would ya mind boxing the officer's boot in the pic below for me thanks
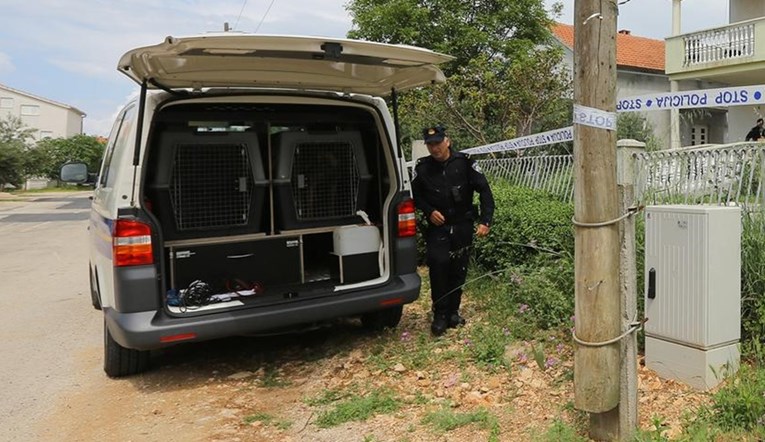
[431,313,449,336]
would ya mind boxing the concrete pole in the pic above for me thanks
[670,0,683,149]
[573,0,621,439]
[616,139,645,440]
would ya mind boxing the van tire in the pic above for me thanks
[104,321,150,377]
[89,265,102,310]
[361,305,403,331]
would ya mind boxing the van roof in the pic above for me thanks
[118,34,454,96]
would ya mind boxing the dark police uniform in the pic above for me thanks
[411,131,494,334]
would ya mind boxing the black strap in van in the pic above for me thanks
[129,79,148,206]
[391,87,402,157]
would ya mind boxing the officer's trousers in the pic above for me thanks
[425,221,474,317]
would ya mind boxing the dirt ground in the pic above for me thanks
[39,298,711,442]
[3,193,713,442]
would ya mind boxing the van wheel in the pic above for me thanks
[104,321,150,377]
[89,265,102,310]
[361,305,403,331]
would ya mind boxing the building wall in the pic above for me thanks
[728,105,763,142]
[730,0,765,23]
[0,86,83,140]
[617,71,672,146]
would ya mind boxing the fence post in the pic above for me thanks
[616,138,645,440]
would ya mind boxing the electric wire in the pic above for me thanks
[254,0,277,34]
[233,0,249,31]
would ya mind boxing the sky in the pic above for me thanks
[0,0,729,137]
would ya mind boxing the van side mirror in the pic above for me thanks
[60,162,89,183]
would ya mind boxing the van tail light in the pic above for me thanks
[113,219,154,267]
[397,199,416,237]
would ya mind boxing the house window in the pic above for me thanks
[691,125,708,146]
[20,104,40,116]
[39,130,53,139]
[0,97,12,108]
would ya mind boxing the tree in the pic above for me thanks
[0,140,25,188]
[0,115,34,188]
[0,114,35,145]
[347,0,571,152]
[617,112,661,151]
[34,134,106,179]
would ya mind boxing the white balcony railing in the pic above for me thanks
[682,22,755,66]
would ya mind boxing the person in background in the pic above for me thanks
[745,118,764,141]
[411,125,494,336]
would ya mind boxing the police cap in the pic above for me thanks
[422,125,446,144]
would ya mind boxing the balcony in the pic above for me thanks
[666,17,765,84]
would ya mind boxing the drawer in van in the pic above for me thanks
[169,237,301,293]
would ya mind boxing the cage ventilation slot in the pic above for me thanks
[170,143,254,231]
[291,142,360,220]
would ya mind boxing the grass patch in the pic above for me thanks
[314,389,401,428]
[258,366,292,388]
[242,412,292,430]
[12,186,90,194]
[422,407,500,441]
[531,418,587,441]
[304,388,348,407]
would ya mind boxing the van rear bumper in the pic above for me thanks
[105,273,421,350]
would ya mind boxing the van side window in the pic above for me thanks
[98,105,136,188]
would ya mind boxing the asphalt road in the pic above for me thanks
[0,192,98,441]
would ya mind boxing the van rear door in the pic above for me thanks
[118,34,453,95]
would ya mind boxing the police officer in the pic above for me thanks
[411,125,494,336]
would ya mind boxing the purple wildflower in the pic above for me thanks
[556,344,565,354]
[400,331,411,342]
[545,357,558,369]
[518,353,528,364]
[518,304,529,314]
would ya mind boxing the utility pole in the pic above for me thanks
[572,0,622,440]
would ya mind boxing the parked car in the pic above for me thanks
[61,34,452,377]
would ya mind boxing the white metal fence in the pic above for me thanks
[476,142,765,207]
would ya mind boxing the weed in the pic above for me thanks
[633,415,669,441]
[259,366,291,388]
[693,363,765,432]
[422,407,500,441]
[468,324,511,367]
[531,418,587,441]
[242,412,292,430]
[315,389,401,428]
[304,388,347,406]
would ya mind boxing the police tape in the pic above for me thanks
[617,84,765,113]
[462,84,765,155]
[461,126,574,155]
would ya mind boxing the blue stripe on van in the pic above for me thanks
[90,211,113,259]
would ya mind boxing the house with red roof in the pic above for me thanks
[552,23,727,148]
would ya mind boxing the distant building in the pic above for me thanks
[552,23,727,148]
[0,83,85,140]
[666,0,765,147]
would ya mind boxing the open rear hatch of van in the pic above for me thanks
[124,35,451,315]
[118,34,452,95]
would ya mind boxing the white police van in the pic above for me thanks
[61,34,452,377]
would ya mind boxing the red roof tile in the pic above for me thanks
[552,22,665,72]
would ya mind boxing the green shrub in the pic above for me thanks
[741,209,765,345]
[691,364,765,434]
[507,258,575,330]
[472,181,574,272]
[467,323,512,366]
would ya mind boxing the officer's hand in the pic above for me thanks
[476,224,490,237]
[429,210,445,226]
